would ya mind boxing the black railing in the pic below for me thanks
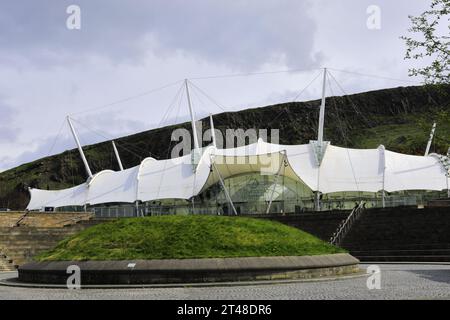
[330,201,365,246]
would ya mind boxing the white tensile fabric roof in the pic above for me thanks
[27,139,450,210]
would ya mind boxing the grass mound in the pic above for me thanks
[36,215,345,261]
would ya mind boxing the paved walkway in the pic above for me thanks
[1,264,450,300]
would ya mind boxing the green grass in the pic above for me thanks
[36,215,345,261]
[353,119,450,154]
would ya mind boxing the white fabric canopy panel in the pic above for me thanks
[205,139,314,191]
[384,151,448,192]
[281,143,319,191]
[26,141,450,210]
[137,150,212,202]
[86,167,139,205]
[318,145,384,194]
[28,183,88,209]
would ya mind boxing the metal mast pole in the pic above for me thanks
[212,160,238,216]
[67,116,93,179]
[381,145,386,208]
[318,68,327,144]
[448,147,450,198]
[447,176,449,198]
[424,122,437,156]
[315,68,327,212]
[266,152,286,214]
[112,141,124,171]
[209,113,217,147]
[185,79,200,151]
[446,147,450,198]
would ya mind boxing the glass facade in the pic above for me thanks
[63,172,449,217]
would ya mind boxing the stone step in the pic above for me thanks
[0,266,16,272]
[0,233,76,239]
[5,233,74,238]
[356,255,450,262]
[0,241,72,248]
[0,213,103,267]
[343,239,450,246]
[262,214,348,242]
[1,248,58,256]
[350,249,450,256]
[0,235,73,241]
[335,207,450,262]
[0,212,94,229]
[345,237,450,243]
[344,243,450,251]
[0,254,16,271]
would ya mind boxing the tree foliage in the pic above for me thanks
[401,0,450,84]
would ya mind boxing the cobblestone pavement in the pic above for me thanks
[1,264,450,300]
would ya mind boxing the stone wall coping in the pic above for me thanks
[21,253,358,273]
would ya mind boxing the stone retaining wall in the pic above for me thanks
[18,253,360,285]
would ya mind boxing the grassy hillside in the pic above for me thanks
[1,84,449,210]
[36,215,345,261]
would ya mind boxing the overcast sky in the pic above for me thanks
[0,0,434,172]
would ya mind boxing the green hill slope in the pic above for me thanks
[1,84,449,210]
[36,215,345,261]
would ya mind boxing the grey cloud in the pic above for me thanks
[0,112,151,172]
[0,102,13,124]
[0,124,119,172]
[0,129,17,143]
[0,135,74,172]
[0,0,320,70]
[0,100,20,143]
[1,108,209,171]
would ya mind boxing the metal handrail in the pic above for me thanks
[50,214,92,227]
[330,201,365,246]
[12,211,29,227]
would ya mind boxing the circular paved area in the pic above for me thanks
[1,264,450,300]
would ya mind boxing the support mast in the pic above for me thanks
[447,147,450,198]
[212,160,238,216]
[424,122,437,156]
[209,113,217,148]
[314,68,327,211]
[185,79,200,151]
[266,152,286,214]
[67,116,93,179]
[112,141,124,171]
[318,68,327,144]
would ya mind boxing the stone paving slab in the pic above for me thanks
[1,264,450,300]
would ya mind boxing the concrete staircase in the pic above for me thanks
[257,206,450,263]
[0,252,15,272]
[0,212,94,228]
[341,207,450,262]
[0,213,23,228]
[253,211,350,242]
[0,212,102,268]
